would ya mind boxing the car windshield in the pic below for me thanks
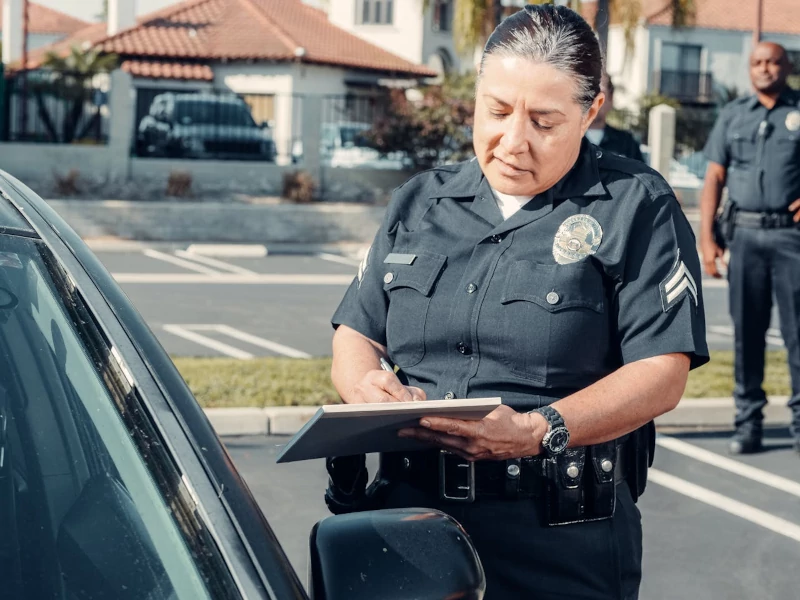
[0,233,222,600]
[175,99,256,127]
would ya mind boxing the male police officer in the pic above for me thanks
[700,42,800,455]
[585,73,645,162]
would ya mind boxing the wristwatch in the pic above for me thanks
[531,405,570,457]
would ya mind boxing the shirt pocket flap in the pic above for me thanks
[501,260,604,313]
[383,252,447,296]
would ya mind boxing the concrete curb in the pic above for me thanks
[204,397,793,437]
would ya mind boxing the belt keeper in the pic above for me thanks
[504,458,521,498]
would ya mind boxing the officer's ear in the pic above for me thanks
[581,93,605,135]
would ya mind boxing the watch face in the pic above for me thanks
[548,428,570,453]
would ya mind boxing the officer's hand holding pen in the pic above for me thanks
[347,357,427,404]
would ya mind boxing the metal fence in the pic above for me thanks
[1,70,109,144]
[132,88,296,162]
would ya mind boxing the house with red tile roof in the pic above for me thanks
[20,0,436,162]
[594,0,800,110]
[0,1,89,52]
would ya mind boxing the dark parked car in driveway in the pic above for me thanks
[0,170,485,599]
[137,93,276,161]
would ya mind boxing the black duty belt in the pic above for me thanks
[379,444,628,503]
[733,210,798,229]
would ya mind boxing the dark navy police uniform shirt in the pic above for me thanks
[332,141,709,410]
[704,89,800,211]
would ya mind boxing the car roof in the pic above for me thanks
[0,180,40,237]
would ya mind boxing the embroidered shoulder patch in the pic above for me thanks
[660,251,698,311]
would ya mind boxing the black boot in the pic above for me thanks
[728,422,763,455]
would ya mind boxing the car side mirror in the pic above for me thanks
[309,508,485,600]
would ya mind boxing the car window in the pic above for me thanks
[175,99,256,127]
[0,234,236,600]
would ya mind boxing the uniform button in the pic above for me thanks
[444,391,455,400]
[506,464,521,478]
[490,234,503,244]
[595,149,603,159]
[457,342,471,355]
[566,464,580,479]
[383,272,394,284]
[466,283,478,294]
[601,459,614,473]
[546,291,560,305]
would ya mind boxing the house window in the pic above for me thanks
[433,0,452,32]
[661,43,702,73]
[359,0,393,25]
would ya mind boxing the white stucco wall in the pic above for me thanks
[327,0,426,66]
[605,25,651,111]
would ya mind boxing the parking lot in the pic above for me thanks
[93,245,799,599]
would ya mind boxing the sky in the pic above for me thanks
[38,0,325,23]
[38,0,192,23]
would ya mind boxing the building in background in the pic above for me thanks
[0,1,88,54]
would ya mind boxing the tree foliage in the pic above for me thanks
[364,74,477,171]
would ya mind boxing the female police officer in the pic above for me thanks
[329,5,708,599]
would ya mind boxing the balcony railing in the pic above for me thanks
[652,70,714,104]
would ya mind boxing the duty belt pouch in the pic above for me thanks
[585,442,617,521]
[543,448,586,526]
[715,200,737,248]
[626,421,655,503]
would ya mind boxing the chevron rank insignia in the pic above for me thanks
[660,251,698,311]
[357,245,371,288]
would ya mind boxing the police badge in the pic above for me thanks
[786,110,800,133]
[552,215,603,265]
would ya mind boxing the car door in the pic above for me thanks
[0,173,308,600]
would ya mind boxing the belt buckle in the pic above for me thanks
[438,450,475,503]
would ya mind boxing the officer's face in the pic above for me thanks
[474,55,603,196]
[749,43,790,95]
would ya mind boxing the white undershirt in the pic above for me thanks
[491,187,533,220]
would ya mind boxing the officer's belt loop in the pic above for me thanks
[504,458,521,499]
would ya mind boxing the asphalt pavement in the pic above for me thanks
[227,429,800,600]
[89,242,781,358]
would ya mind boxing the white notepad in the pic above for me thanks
[275,397,501,463]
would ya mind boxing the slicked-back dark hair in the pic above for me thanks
[478,4,603,112]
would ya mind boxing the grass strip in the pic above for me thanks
[172,351,791,409]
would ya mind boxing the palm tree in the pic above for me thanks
[35,46,118,143]
[444,0,696,58]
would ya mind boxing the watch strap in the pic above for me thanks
[533,405,565,430]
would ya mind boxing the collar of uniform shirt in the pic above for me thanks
[428,140,607,202]
[747,87,800,110]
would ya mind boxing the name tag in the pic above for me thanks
[384,253,417,265]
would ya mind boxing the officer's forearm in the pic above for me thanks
[550,353,690,447]
[699,162,726,240]
[331,325,387,403]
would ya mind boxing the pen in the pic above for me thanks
[379,357,394,372]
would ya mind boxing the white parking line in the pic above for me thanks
[212,325,311,359]
[143,249,221,276]
[174,250,258,276]
[708,324,784,347]
[317,253,360,267]
[649,469,800,543]
[162,325,254,359]
[113,273,354,284]
[657,436,800,498]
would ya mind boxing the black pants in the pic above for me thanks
[378,479,643,599]
[728,227,800,437]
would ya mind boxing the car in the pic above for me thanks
[0,169,485,599]
[292,122,412,170]
[137,93,277,162]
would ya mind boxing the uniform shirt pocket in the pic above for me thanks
[383,252,447,368]
[497,260,608,386]
[727,129,757,166]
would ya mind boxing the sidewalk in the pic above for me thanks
[203,396,792,437]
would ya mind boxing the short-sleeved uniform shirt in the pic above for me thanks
[332,140,709,410]
[598,125,645,163]
[703,89,800,211]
